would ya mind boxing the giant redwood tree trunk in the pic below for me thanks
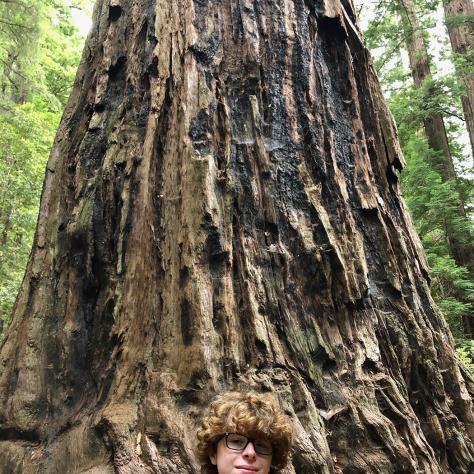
[0,0,473,472]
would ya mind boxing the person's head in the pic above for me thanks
[196,391,294,474]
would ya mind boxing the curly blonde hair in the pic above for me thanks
[196,391,294,473]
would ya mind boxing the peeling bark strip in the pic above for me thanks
[0,0,473,473]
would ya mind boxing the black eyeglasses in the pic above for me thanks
[221,432,273,455]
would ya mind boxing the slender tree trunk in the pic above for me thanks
[443,0,474,163]
[398,0,474,337]
[0,1,473,473]
[398,0,455,180]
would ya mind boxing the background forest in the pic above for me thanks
[0,0,473,366]
[0,0,92,333]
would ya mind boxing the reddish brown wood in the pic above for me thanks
[0,1,473,472]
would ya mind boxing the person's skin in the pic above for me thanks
[209,437,272,474]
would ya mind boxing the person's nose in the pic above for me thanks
[242,441,257,459]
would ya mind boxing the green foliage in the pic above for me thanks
[400,132,474,333]
[37,3,85,110]
[363,2,408,90]
[456,339,474,373]
[0,100,59,322]
[0,0,90,338]
[0,0,41,102]
[445,13,474,31]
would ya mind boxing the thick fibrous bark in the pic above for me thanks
[443,0,474,163]
[0,1,473,473]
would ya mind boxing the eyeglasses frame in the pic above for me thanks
[221,432,273,456]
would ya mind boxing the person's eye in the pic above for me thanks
[255,440,272,451]
[228,434,247,447]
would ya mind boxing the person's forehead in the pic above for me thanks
[232,430,272,441]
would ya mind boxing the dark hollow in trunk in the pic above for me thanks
[0,1,473,473]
